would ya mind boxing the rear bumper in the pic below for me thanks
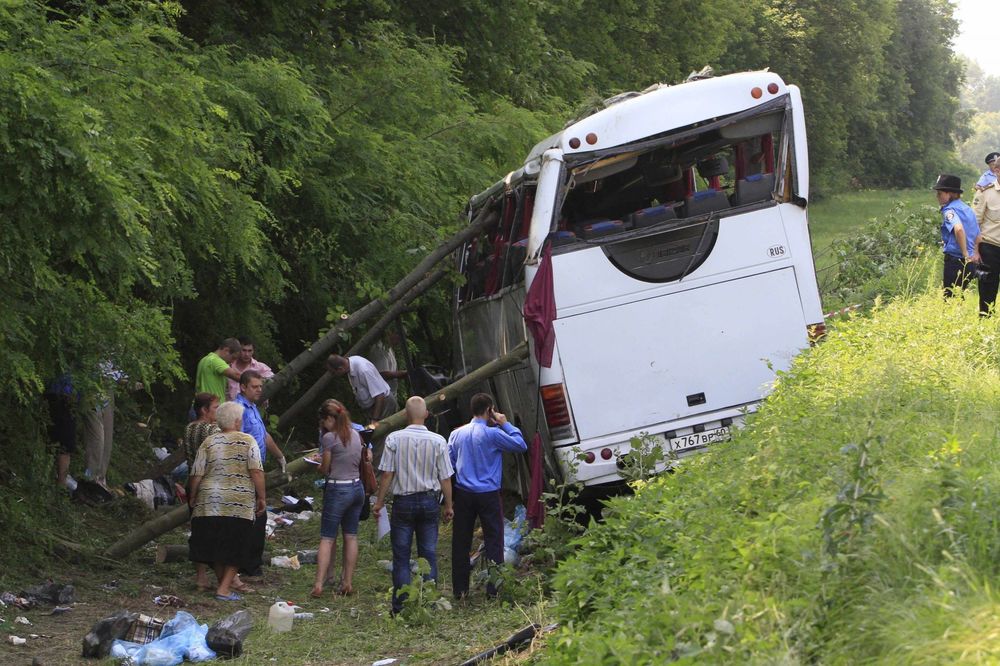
[555,403,755,486]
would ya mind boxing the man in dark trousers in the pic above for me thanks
[373,396,454,615]
[448,393,527,599]
[235,370,286,577]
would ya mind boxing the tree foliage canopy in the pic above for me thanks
[0,0,969,535]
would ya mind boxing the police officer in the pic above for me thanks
[933,174,979,297]
[974,160,1000,315]
[975,152,1000,193]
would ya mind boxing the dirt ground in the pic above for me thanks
[0,493,549,666]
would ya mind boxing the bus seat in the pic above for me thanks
[629,203,679,229]
[731,173,775,206]
[684,189,730,217]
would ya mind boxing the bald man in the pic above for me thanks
[373,396,454,615]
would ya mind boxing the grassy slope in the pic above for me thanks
[543,288,1000,661]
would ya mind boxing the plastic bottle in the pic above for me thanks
[293,612,314,620]
[267,601,294,633]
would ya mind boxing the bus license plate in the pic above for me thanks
[667,426,730,452]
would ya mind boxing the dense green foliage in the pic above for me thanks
[544,284,1000,662]
[0,0,969,558]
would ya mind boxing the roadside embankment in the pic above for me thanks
[544,290,1000,663]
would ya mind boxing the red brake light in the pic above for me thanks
[585,133,598,145]
[767,82,779,94]
[751,87,763,99]
[540,384,571,428]
[600,448,613,460]
[584,451,596,464]
[568,137,581,149]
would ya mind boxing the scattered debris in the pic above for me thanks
[1,591,34,610]
[22,582,75,607]
[372,659,398,666]
[296,549,318,565]
[81,610,138,658]
[8,634,26,646]
[15,616,31,626]
[152,595,185,608]
[48,606,73,616]
[206,608,253,658]
[270,554,300,570]
[110,611,214,664]
[100,580,120,592]
[456,623,543,666]
[124,614,166,645]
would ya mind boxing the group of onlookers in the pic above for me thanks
[186,337,528,611]
[936,152,1000,314]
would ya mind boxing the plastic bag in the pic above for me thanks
[110,611,215,665]
[206,609,253,658]
[502,504,528,566]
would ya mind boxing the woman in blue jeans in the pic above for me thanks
[311,399,368,597]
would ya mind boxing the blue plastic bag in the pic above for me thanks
[110,611,216,665]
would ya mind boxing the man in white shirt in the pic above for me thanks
[373,396,453,615]
[325,353,395,422]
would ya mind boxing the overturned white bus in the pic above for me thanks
[453,71,823,490]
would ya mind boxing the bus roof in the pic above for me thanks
[526,70,788,163]
[468,71,790,213]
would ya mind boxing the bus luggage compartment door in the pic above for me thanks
[552,267,807,441]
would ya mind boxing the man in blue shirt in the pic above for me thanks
[933,174,980,297]
[448,392,527,599]
[235,370,286,577]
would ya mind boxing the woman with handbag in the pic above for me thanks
[311,399,370,597]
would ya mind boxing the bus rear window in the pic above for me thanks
[553,107,789,251]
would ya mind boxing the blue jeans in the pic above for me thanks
[390,491,440,612]
[320,480,364,538]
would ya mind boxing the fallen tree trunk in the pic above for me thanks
[155,544,189,564]
[275,266,449,429]
[104,452,319,560]
[370,341,529,440]
[260,209,497,403]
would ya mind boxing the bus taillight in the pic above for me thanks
[540,383,572,435]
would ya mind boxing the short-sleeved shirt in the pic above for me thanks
[195,352,230,402]
[380,425,453,495]
[348,356,391,409]
[321,429,363,481]
[226,358,274,402]
[978,170,997,189]
[975,181,1000,247]
[369,343,398,398]
[235,393,268,462]
[941,199,979,258]
[183,421,220,468]
[190,431,263,521]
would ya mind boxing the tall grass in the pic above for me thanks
[543,289,1000,663]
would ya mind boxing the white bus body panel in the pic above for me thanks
[554,266,805,440]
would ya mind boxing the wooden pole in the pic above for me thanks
[260,209,497,403]
[275,266,449,430]
[104,452,319,560]
[155,544,189,564]
[370,342,529,440]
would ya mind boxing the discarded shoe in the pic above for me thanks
[215,593,242,602]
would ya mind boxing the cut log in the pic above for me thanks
[155,544,189,564]
[275,266,449,429]
[260,209,497,403]
[370,342,529,440]
[104,451,318,560]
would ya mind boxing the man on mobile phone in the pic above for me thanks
[448,392,527,599]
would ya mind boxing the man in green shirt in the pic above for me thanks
[195,339,243,402]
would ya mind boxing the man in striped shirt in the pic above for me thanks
[373,396,454,615]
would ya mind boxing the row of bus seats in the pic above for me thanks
[566,171,776,241]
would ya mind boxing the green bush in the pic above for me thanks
[543,291,1000,663]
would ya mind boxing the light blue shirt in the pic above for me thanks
[448,418,527,493]
[235,393,268,462]
[940,198,980,259]
[977,170,997,189]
